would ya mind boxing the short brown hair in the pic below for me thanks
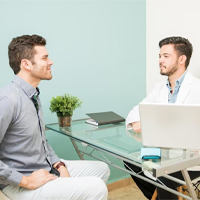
[159,36,193,69]
[8,35,46,74]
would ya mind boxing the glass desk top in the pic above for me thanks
[46,119,200,172]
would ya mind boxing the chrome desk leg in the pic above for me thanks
[181,169,197,200]
[70,138,84,160]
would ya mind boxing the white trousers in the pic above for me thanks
[2,160,110,200]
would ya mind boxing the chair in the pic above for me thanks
[151,186,186,200]
[151,188,158,200]
[151,186,187,200]
[151,178,200,200]
[191,177,200,199]
[0,190,10,200]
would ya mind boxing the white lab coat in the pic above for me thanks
[126,71,200,129]
[126,71,200,171]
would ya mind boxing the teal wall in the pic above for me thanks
[0,0,146,183]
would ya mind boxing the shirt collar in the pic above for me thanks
[166,70,188,89]
[12,75,39,98]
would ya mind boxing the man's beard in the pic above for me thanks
[31,64,52,80]
[160,63,178,76]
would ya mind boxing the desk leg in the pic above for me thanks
[70,139,84,160]
[181,169,197,200]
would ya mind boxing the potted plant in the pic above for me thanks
[50,94,82,127]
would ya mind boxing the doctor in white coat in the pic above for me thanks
[126,72,200,129]
[125,36,200,200]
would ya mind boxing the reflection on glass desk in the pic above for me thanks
[47,120,142,163]
[46,119,200,200]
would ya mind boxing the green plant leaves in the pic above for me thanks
[49,94,83,116]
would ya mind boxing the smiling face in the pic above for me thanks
[30,46,53,81]
[159,44,179,77]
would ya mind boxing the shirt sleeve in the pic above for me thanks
[126,83,161,129]
[0,96,23,186]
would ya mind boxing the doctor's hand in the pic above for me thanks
[131,121,141,133]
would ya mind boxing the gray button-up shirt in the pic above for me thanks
[0,76,60,190]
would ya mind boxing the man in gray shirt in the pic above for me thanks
[0,35,110,200]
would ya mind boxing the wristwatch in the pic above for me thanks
[54,162,66,171]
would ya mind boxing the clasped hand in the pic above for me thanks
[19,169,57,190]
[131,121,141,133]
[19,167,70,190]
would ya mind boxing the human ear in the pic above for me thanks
[21,59,32,71]
[179,55,187,65]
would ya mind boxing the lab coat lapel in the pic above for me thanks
[176,72,193,104]
[160,83,168,103]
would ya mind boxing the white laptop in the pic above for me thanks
[139,103,200,150]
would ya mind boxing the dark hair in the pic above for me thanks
[159,36,193,69]
[8,34,46,74]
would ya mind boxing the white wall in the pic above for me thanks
[146,0,200,94]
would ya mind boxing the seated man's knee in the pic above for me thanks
[91,177,108,199]
[103,162,110,177]
[96,178,108,192]
[97,161,110,182]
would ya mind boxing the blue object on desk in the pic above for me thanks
[141,147,161,160]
